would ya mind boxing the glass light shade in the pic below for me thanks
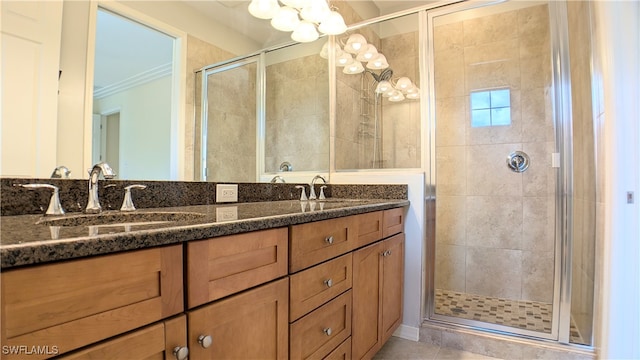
[336,51,354,66]
[343,61,364,74]
[405,85,419,94]
[395,76,412,91]
[344,34,367,54]
[248,0,279,19]
[375,80,392,94]
[271,6,300,31]
[356,44,378,62]
[389,91,405,102]
[318,10,347,35]
[366,54,389,70]
[291,20,319,42]
[280,0,310,9]
[300,1,331,23]
[406,92,420,99]
[382,88,397,98]
[319,40,330,59]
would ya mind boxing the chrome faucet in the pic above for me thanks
[50,165,71,179]
[309,175,327,200]
[85,162,116,214]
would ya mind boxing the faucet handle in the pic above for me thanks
[295,185,308,201]
[319,186,327,200]
[14,183,65,215]
[121,185,146,211]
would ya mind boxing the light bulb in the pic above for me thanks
[248,0,279,19]
[271,6,300,31]
[356,44,378,62]
[344,34,367,54]
[291,20,319,42]
[389,91,405,102]
[300,0,330,23]
[343,62,364,74]
[318,10,347,35]
[375,80,392,94]
[395,76,412,90]
[336,52,354,66]
[366,54,389,70]
[406,92,420,99]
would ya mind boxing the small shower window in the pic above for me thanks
[470,89,511,127]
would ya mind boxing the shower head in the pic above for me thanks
[367,68,394,83]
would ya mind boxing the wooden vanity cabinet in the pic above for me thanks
[187,278,289,360]
[0,245,183,360]
[58,315,187,360]
[352,233,405,360]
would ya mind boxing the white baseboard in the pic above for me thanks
[392,324,420,341]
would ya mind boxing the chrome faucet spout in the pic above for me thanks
[309,175,327,200]
[85,162,116,214]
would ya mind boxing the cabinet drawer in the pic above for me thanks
[187,227,288,308]
[290,253,352,321]
[290,216,357,273]
[59,315,187,360]
[383,207,404,238]
[323,337,351,360]
[290,290,352,360]
[355,211,383,249]
[0,245,183,359]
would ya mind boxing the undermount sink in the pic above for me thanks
[36,211,205,227]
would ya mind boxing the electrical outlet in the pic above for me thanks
[216,206,238,221]
[216,184,238,202]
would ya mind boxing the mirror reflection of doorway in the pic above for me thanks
[92,7,175,180]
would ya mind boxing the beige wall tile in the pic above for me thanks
[462,10,518,47]
[436,96,467,146]
[435,243,466,293]
[521,251,554,302]
[466,246,523,299]
[436,146,467,195]
[466,143,523,196]
[522,196,554,253]
[466,195,522,250]
[436,195,466,246]
[434,22,463,53]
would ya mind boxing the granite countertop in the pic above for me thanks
[1,198,409,269]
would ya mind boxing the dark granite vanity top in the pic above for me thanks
[1,198,408,269]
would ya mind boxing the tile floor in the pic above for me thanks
[434,289,584,344]
[373,336,503,360]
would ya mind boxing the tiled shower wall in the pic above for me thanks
[567,1,597,344]
[434,4,556,304]
[335,16,421,170]
[265,54,329,173]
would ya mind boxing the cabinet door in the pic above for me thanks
[188,278,288,360]
[0,245,183,359]
[351,242,383,360]
[380,233,404,343]
[58,315,187,360]
[382,208,404,238]
[355,211,382,249]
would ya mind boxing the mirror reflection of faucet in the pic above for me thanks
[50,165,71,179]
[13,183,65,215]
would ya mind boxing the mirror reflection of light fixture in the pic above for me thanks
[336,51,354,67]
[248,0,346,42]
[375,80,392,94]
[343,61,364,74]
[366,54,389,70]
[356,44,378,62]
[344,34,367,53]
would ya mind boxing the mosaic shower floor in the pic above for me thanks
[434,289,584,344]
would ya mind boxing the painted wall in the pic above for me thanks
[93,76,172,180]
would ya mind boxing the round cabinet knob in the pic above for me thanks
[198,334,213,349]
[173,346,189,360]
[324,279,333,288]
[323,327,333,336]
[325,235,334,244]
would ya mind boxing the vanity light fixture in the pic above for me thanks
[248,0,347,42]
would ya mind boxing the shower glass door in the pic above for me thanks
[199,57,259,182]
[428,0,561,340]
